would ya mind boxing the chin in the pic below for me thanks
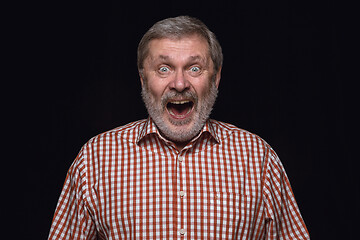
[159,116,202,143]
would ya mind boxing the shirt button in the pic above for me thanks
[178,156,183,162]
[179,229,186,235]
[179,191,186,197]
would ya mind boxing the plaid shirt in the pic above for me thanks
[49,118,309,239]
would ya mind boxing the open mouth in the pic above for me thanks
[166,100,194,119]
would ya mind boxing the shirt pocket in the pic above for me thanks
[208,192,258,239]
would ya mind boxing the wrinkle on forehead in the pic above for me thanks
[146,36,211,67]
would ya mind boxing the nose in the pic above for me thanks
[168,70,190,92]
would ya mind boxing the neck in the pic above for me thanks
[174,141,189,151]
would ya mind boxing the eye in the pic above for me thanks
[190,66,200,72]
[159,66,170,73]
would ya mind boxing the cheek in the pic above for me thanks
[146,79,167,101]
[193,79,212,98]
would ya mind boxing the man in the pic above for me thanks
[49,16,309,239]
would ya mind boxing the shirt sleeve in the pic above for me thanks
[263,147,310,239]
[48,149,97,240]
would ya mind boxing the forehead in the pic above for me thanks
[147,35,210,63]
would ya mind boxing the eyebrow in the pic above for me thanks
[188,55,203,61]
[157,55,170,61]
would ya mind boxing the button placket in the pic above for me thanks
[177,153,187,238]
[178,155,186,199]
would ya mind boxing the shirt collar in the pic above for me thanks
[136,117,220,146]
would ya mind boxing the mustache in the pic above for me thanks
[161,90,198,108]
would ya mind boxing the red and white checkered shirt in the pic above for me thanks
[49,118,309,239]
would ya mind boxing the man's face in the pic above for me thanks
[140,34,221,144]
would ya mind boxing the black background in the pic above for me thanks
[9,0,357,239]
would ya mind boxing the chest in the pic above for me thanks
[89,144,266,239]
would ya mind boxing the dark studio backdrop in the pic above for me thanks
[13,0,357,239]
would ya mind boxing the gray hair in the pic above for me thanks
[137,16,223,75]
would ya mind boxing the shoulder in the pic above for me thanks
[72,119,147,164]
[210,119,282,165]
[211,119,272,150]
[69,119,146,172]
[85,119,147,147]
[211,119,283,172]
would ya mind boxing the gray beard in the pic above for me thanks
[141,81,218,143]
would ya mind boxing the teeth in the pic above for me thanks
[170,100,190,105]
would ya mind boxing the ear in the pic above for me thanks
[139,70,145,87]
[215,67,222,88]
